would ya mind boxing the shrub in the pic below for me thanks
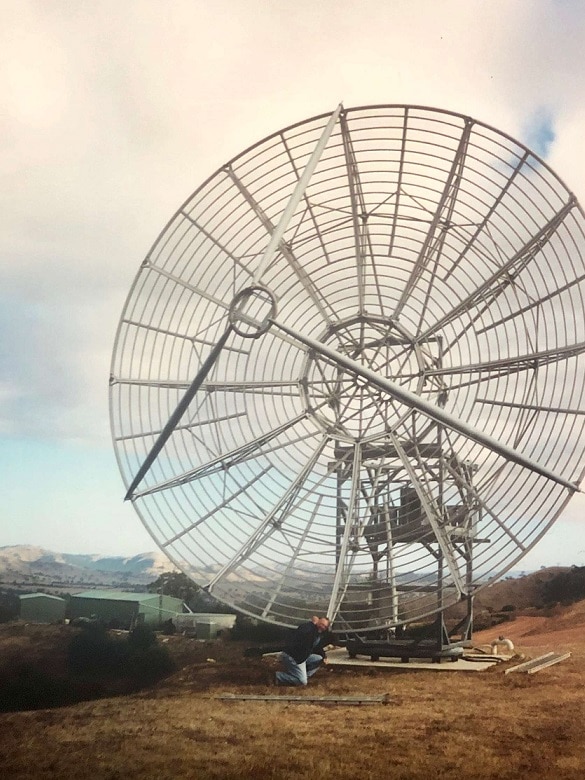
[542,566,585,606]
[67,623,175,682]
[127,642,176,682]
[0,592,20,623]
[128,623,157,651]
[1,624,176,713]
[67,622,129,676]
[230,615,289,643]
[0,664,72,712]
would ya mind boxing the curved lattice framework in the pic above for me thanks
[110,105,585,632]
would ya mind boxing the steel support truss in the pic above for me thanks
[331,435,480,649]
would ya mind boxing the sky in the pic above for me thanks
[2,0,585,569]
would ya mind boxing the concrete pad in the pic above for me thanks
[325,647,499,672]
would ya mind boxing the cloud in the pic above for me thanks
[522,109,556,158]
[2,0,585,560]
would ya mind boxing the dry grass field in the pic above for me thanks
[1,603,585,780]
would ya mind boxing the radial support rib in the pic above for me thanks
[475,398,585,416]
[427,339,585,379]
[394,118,473,319]
[162,465,273,546]
[251,103,343,284]
[142,262,231,311]
[124,325,234,500]
[224,104,342,325]
[113,378,193,389]
[388,108,408,260]
[327,442,362,621]
[340,111,367,314]
[115,410,246,442]
[476,270,585,337]
[419,198,576,341]
[260,497,323,619]
[205,437,329,591]
[227,168,333,323]
[179,210,254,278]
[202,379,301,395]
[442,150,530,282]
[131,412,310,499]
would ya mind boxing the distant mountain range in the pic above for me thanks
[0,544,541,597]
[0,545,178,590]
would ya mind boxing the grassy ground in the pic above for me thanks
[1,618,584,779]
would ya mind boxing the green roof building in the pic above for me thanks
[19,593,67,623]
[70,590,185,629]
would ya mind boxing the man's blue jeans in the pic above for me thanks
[276,652,323,686]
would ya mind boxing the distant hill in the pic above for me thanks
[444,566,573,627]
[0,545,179,591]
[2,544,574,610]
[0,545,277,600]
[473,567,571,612]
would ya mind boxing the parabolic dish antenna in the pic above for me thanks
[110,105,585,633]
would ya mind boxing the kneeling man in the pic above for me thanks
[276,616,330,686]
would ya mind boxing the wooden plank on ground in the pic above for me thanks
[217,694,392,705]
[505,652,571,675]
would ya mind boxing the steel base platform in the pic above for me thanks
[345,638,465,663]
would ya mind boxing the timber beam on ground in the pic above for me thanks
[216,694,392,705]
[504,652,572,675]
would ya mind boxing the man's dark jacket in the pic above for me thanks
[283,621,328,664]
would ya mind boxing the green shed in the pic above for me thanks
[19,593,67,623]
[70,590,184,629]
